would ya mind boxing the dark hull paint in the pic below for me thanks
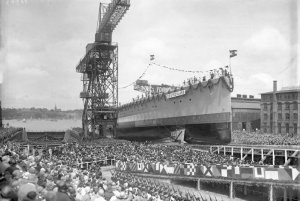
[117,122,231,144]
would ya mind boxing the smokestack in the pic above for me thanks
[273,80,277,93]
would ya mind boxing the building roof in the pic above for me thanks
[261,88,300,95]
[231,98,261,109]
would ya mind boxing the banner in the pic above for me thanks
[115,161,300,182]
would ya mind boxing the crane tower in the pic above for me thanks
[76,0,130,139]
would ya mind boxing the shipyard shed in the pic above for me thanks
[231,95,261,131]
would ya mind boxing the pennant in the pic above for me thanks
[229,50,237,58]
[129,163,137,171]
[254,167,265,178]
[201,166,213,177]
[265,169,279,180]
[278,168,292,181]
[137,163,144,171]
[174,164,181,174]
[150,54,155,61]
[240,167,254,179]
[184,163,196,176]
[291,168,300,180]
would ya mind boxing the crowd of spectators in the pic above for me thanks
[0,140,227,201]
[231,131,300,146]
[54,141,239,166]
[3,130,297,201]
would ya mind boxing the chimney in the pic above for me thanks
[242,94,247,99]
[237,94,241,98]
[273,80,277,93]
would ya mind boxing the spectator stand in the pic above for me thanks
[115,160,300,201]
[115,169,300,201]
[210,145,300,166]
[0,127,23,144]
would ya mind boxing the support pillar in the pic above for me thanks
[241,147,243,160]
[243,185,247,196]
[197,179,201,191]
[269,184,273,201]
[284,150,287,164]
[272,149,275,166]
[229,181,234,199]
[288,189,293,201]
[283,188,287,201]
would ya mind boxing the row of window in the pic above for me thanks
[278,123,297,134]
[262,93,298,102]
[263,102,298,110]
[263,113,298,120]
[262,123,298,134]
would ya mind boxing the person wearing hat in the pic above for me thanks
[17,183,37,201]
[109,190,131,201]
[0,184,18,201]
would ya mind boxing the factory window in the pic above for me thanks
[278,123,281,134]
[242,122,246,130]
[278,113,282,120]
[278,103,282,110]
[293,102,298,110]
[286,123,289,134]
[294,113,298,120]
[285,103,290,110]
[263,103,267,110]
[264,113,268,120]
[286,113,290,120]
[263,123,267,133]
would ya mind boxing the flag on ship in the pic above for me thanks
[150,54,155,61]
[229,50,237,57]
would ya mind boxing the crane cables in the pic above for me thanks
[119,63,151,89]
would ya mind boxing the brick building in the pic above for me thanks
[231,95,261,131]
[261,81,300,136]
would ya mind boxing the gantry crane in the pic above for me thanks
[76,0,130,139]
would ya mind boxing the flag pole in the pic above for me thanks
[229,51,232,76]
[229,50,237,76]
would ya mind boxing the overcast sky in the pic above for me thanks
[0,0,299,110]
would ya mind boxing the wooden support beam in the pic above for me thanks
[229,181,234,199]
[269,184,273,201]
[197,179,201,191]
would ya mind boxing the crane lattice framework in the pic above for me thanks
[76,0,130,139]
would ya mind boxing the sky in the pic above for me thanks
[0,0,299,110]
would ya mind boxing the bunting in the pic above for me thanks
[115,161,299,182]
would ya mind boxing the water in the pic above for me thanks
[3,119,82,131]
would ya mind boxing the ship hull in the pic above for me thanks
[117,113,231,144]
[117,76,233,144]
